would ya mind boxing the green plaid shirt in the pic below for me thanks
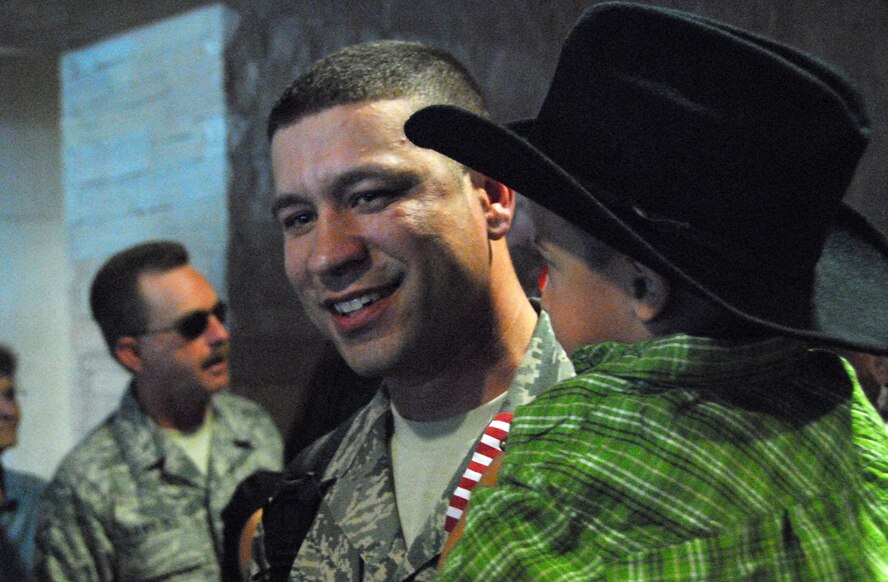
[440,335,888,581]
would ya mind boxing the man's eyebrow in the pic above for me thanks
[271,193,306,218]
[327,165,419,197]
[270,164,420,218]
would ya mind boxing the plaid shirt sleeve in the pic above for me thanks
[439,338,888,581]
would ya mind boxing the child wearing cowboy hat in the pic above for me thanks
[406,2,888,580]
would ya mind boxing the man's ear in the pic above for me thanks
[471,171,515,240]
[115,336,144,374]
[628,260,670,323]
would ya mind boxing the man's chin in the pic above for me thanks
[340,347,395,379]
[202,377,229,394]
[199,364,229,392]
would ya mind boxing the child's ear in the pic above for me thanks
[471,171,515,240]
[628,260,670,323]
[871,354,888,386]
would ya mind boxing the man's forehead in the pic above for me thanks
[137,266,216,318]
[274,98,417,146]
[287,97,422,128]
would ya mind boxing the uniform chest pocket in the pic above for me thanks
[111,518,217,580]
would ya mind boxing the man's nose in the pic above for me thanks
[307,209,369,283]
[205,312,230,345]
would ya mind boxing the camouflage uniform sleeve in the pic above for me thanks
[35,477,115,582]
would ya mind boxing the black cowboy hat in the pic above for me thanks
[405,2,888,355]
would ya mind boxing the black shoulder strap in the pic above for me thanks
[261,414,355,582]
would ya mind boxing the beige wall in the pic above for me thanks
[0,54,74,479]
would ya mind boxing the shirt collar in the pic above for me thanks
[571,334,812,390]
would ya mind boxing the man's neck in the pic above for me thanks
[389,288,537,422]
[133,379,211,433]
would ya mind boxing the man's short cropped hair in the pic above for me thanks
[0,343,17,378]
[90,240,189,352]
[267,40,488,140]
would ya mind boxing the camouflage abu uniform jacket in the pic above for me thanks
[1,466,47,578]
[251,307,574,581]
[36,388,283,581]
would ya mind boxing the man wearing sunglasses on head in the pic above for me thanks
[35,240,283,581]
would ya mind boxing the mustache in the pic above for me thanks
[201,343,230,369]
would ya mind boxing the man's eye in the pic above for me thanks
[278,210,315,233]
[352,189,395,209]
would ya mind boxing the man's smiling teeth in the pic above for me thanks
[333,291,383,316]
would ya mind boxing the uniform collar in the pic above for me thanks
[571,334,811,390]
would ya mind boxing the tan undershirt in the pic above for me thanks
[389,392,507,547]
[160,412,214,476]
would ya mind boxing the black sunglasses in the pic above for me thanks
[139,301,227,341]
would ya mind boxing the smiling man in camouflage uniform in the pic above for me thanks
[250,41,574,581]
[36,240,283,581]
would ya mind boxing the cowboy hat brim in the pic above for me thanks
[405,104,888,355]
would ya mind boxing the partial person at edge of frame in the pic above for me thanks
[0,342,47,581]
